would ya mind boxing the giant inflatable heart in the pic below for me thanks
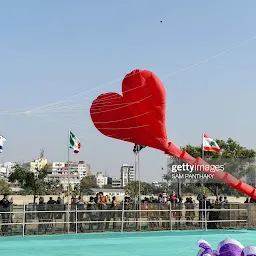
[90,69,180,155]
[90,69,256,199]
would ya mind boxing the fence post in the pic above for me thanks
[22,203,26,237]
[67,203,70,234]
[204,200,207,230]
[169,203,172,231]
[247,203,251,228]
[75,204,78,234]
[121,199,124,232]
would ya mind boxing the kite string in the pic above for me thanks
[36,100,155,131]
[27,34,256,113]
[1,34,256,117]
[28,83,149,115]
[28,72,148,113]
[25,90,149,116]
[31,96,141,114]
[29,83,147,114]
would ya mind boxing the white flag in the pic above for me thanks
[203,134,221,152]
[0,135,6,153]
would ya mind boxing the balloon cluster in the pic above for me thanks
[197,238,256,256]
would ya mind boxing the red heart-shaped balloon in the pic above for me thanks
[90,69,170,151]
[90,70,256,200]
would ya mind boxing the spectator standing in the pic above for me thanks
[0,194,13,235]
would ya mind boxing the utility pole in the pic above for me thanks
[178,158,181,197]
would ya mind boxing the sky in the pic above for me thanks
[0,1,256,182]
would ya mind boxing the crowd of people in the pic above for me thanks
[0,190,252,235]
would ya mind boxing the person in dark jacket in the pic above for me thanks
[0,194,13,234]
[37,196,47,233]
[198,194,211,222]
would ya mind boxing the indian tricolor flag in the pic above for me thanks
[69,131,81,154]
[203,134,221,152]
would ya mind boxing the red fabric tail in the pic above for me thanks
[165,143,256,200]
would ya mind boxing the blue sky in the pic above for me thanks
[1,1,256,182]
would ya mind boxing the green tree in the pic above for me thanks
[44,180,63,195]
[124,181,138,197]
[103,184,113,189]
[124,181,156,197]
[63,184,74,198]
[80,175,98,194]
[0,179,11,195]
[9,163,48,203]
[166,138,256,197]
[72,183,81,196]
[151,186,165,196]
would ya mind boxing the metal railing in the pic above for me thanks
[0,203,254,236]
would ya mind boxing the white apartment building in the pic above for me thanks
[0,162,15,178]
[152,181,160,187]
[120,164,135,187]
[76,161,91,178]
[65,161,91,177]
[0,166,6,178]
[111,177,122,188]
[47,161,91,190]
[96,172,108,188]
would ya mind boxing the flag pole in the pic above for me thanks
[138,151,141,231]
[67,128,70,233]
[202,133,207,230]
[201,133,205,192]
[134,150,137,204]
[134,149,138,229]
[68,129,71,204]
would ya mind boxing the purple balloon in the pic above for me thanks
[216,238,243,256]
[197,240,216,256]
[197,239,256,256]
[243,246,256,256]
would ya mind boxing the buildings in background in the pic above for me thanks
[0,158,136,191]
[0,162,15,179]
[96,172,108,188]
[91,188,125,197]
[26,158,91,190]
[152,181,166,187]
[120,164,135,187]
[47,161,91,190]
[95,164,135,188]
[47,161,77,190]
[152,181,161,187]
[29,157,48,172]
[111,177,122,188]
[0,158,91,190]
